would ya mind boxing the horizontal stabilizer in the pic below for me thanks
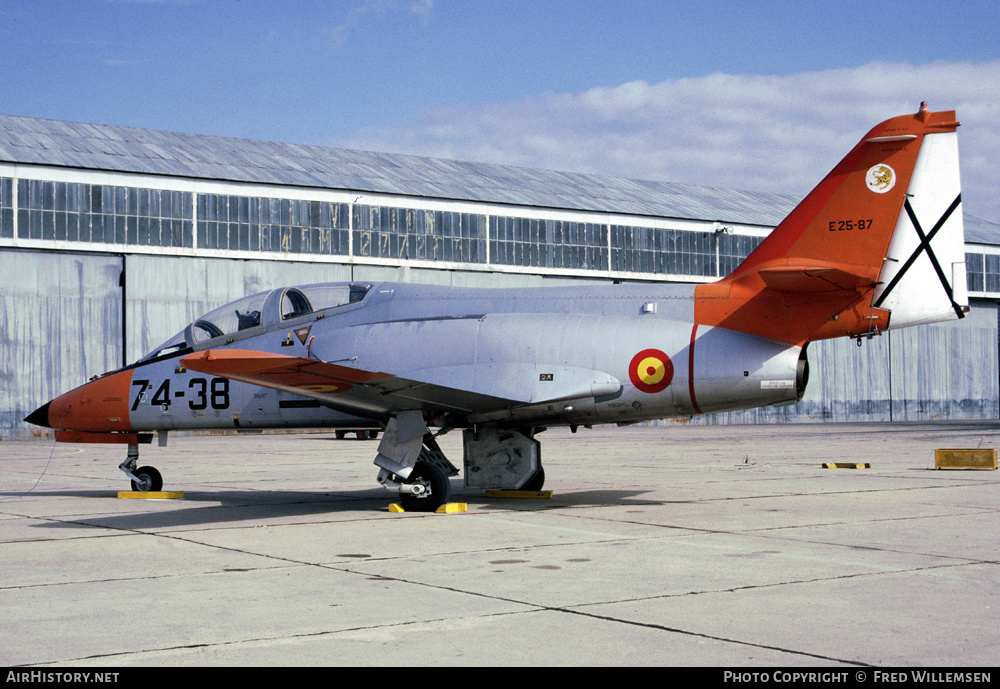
[757,264,874,293]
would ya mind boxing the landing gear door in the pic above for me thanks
[463,427,540,490]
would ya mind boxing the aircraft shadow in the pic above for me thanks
[10,487,391,532]
[8,485,671,532]
[467,489,675,511]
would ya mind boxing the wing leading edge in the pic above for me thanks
[180,349,621,418]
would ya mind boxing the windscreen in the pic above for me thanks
[138,330,188,363]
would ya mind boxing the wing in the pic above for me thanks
[180,349,621,418]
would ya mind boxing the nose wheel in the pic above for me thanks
[119,444,163,492]
[130,466,163,492]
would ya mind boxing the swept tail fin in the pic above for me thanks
[695,104,966,345]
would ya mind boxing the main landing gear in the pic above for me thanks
[462,427,543,492]
[395,460,452,512]
[115,418,544,508]
[373,414,547,511]
[374,412,458,512]
[119,443,163,492]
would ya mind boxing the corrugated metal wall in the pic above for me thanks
[125,255,355,364]
[691,299,999,424]
[888,304,998,419]
[2,249,997,437]
[1,250,123,436]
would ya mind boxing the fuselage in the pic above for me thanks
[28,280,807,436]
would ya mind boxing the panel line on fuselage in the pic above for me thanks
[688,323,702,414]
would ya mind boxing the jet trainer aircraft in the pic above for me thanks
[26,105,968,511]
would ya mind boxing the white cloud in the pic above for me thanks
[334,61,1000,222]
[324,0,433,48]
[411,0,433,24]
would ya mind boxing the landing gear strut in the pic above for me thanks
[375,438,456,512]
[374,412,458,512]
[119,443,163,492]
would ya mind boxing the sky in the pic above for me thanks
[1,0,998,222]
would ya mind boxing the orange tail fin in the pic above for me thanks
[695,104,966,345]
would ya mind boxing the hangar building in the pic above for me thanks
[2,114,998,438]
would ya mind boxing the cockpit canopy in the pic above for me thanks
[139,282,372,362]
[191,290,269,344]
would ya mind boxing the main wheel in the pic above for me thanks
[521,467,545,491]
[398,461,450,512]
[131,466,163,492]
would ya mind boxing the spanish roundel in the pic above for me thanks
[629,349,674,394]
[296,383,352,394]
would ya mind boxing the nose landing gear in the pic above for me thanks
[119,443,163,492]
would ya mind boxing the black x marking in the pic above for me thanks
[873,194,964,318]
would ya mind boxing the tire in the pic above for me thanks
[335,431,346,439]
[131,466,163,492]
[398,461,450,512]
[521,467,545,491]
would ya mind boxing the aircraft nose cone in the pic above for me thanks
[24,401,52,428]
[30,369,136,433]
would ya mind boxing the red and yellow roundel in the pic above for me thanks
[629,348,674,394]
[295,383,352,394]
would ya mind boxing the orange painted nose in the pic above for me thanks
[25,369,135,432]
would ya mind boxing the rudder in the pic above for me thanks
[871,122,967,328]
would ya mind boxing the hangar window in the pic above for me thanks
[353,206,486,264]
[0,178,11,238]
[14,179,193,247]
[610,225,718,277]
[197,194,350,256]
[966,253,984,292]
[719,233,764,276]
[489,216,608,271]
[985,254,1000,294]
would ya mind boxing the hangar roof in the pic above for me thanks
[1,113,997,244]
[966,215,1000,246]
[0,113,796,227]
